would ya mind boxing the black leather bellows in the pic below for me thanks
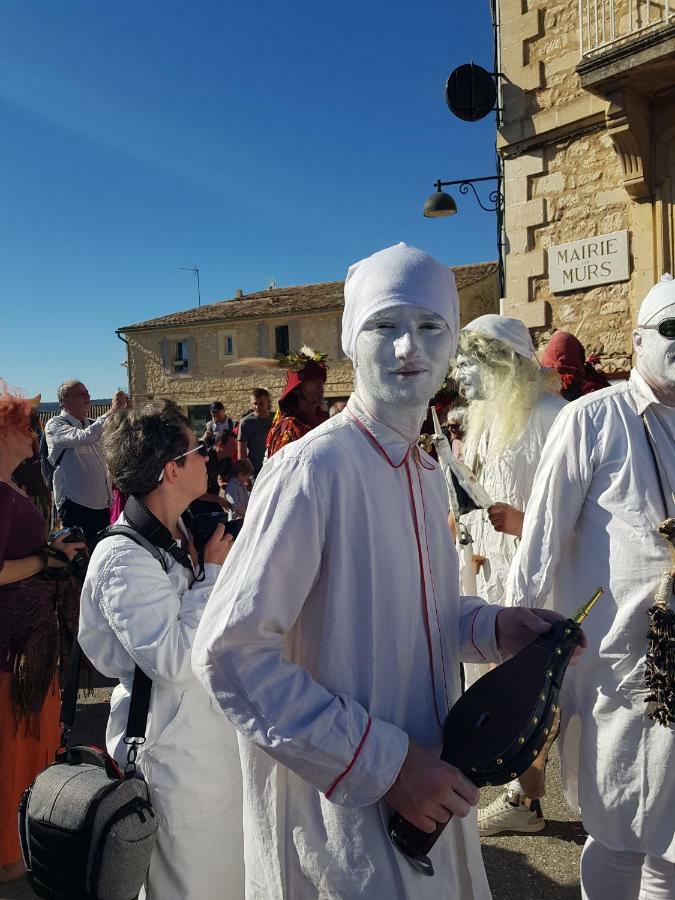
[389,587,603,876]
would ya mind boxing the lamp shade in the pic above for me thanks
[423,190,457,218]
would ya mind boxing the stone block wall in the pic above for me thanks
[498,0,640,371]
[528,129,633,358]
[126,312,355,417]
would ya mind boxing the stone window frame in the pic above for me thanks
[258,319,301,358]
[159,335,198,378]
[218,329,238,361]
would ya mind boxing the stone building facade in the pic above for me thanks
[118,262,497,432]
[497,0,675,375]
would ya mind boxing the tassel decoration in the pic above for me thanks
[645,570,675,727]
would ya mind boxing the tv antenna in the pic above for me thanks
[179,264,201,307]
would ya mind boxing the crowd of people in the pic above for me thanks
[0,246,673,900]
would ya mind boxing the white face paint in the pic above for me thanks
[634,302,675,402]
[354,306,454,412]
[454,353,485,402]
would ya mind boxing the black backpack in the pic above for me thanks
[39,419,68,490]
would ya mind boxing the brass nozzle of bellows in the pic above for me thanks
[572,587,604,625]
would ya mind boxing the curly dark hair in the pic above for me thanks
[103,400,190,496]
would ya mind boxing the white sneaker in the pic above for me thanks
[478,792,545,836]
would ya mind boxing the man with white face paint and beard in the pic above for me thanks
[452,316,567,836]
[507,275,675,900]
[454,315,566,610]
[192,243,567,899]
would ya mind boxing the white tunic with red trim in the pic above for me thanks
[192,394,501,899]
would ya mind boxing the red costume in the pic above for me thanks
[541,331,610,401]
[266,360,329,458]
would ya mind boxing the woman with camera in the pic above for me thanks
[78,401,244,900]
[0,386,86,883]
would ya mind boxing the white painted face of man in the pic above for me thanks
[454,354,485,402]
[355,306,454,411]
[633,301,675,404]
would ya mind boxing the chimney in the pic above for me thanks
[235,288,244,300]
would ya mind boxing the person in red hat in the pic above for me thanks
[265,348,329,458]
[540,331,610,401]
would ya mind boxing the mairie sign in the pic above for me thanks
[548,230,630,293]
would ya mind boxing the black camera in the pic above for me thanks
[189,511,243,556]
[50,526,89,579]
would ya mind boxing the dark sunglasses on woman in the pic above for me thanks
[157,441,209,482]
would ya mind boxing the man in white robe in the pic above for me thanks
[453,316,566,834]
[193,242,574,899]
[507,275,675,899]
[455,315,566,608]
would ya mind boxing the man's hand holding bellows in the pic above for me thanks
[495,607,587,662]
[385,739,480,833]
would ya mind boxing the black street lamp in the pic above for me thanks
[423,174,505,300]
[423,176,503,216]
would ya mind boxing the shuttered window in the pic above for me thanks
[274,325,290,356]
[159,336,197,375]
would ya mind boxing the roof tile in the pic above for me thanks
[119,262,497,332]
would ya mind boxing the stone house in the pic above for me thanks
[117,262,497,433]
[497,0,675,375]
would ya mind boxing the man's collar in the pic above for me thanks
[629,369,662,416]
[347,394,422,468]
[60,409,89,426]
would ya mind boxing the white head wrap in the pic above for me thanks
[341,242,459,362]
[637,274,675,326]
[462,314,535,359]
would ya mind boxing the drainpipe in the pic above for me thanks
[115,330,132,398]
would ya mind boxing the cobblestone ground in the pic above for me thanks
[3,689,583,900]
[480,762,585,899]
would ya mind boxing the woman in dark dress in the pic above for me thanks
[0,386,86,882]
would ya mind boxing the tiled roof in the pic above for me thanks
[119,262,498,333]
[37,403,112,428]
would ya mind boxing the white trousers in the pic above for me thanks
[581,835,675,900]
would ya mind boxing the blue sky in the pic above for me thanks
[2,1,497,400]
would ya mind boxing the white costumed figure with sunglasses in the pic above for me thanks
[508,276,675,900]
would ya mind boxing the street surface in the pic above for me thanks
[3,689,583,899]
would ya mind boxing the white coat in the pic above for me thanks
[79,515,245,899]
[192,395,501,900]
[507,371,675,861]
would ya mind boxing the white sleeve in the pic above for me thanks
[506,404,596,609]
[82,541,220,687]
[192,454,409,808]
[458,597,501,663]
[46,415,108,459]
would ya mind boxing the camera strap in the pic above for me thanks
[59,640,152,774]
[122,495,194,575]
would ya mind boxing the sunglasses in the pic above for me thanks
[641,318,675,339]
[157,441,209,482]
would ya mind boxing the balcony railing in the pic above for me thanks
[579,0,675,56]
